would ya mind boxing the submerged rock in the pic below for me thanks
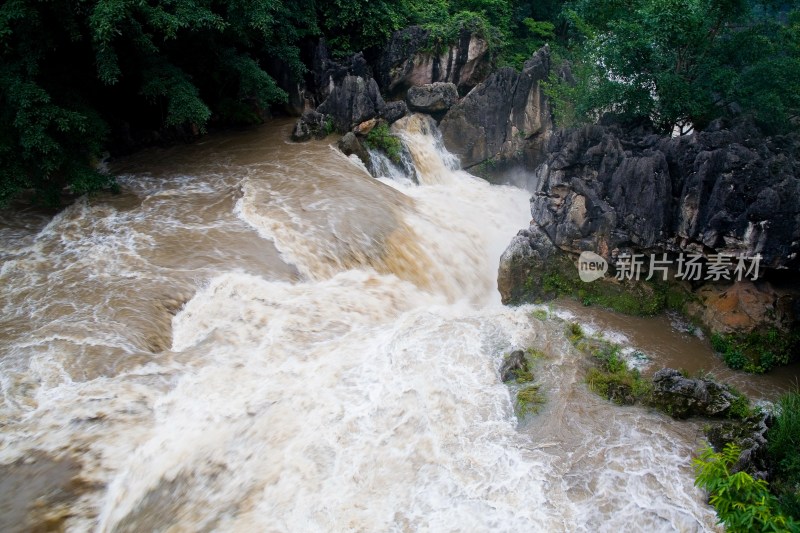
[291,110,329,142]
[499,350,530,382]
[338,132,371,168]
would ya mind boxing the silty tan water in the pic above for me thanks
[0,113,764,531]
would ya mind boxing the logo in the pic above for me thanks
[578,251,608,282]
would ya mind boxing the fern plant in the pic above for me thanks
[693,443,799,532]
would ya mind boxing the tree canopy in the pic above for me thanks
[1,0,557,206]
[1,0,796,206]
[548,0,800,134]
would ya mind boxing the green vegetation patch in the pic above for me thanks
[540,266,692,317]
[584,341,651,405]
[531,308,550,321]
[566,323,652,406]
[504,347,548,418]
[711,329,800,374]
[767,391,800,520]
[515,384,546,417]
[364,123,403,164]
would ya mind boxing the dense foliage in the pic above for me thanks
[694,443,798,531]
[711,329,800,373]
[694,391,800,530]
[3,0,796,205]
[768,391,800,519]
[547,0,800,134]
[0,0,565,206]
[0,0,315,205]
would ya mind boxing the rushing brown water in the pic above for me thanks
[1,114,776,531]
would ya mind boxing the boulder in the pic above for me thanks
[291,110,329,142]
[380,100,408,124]
[499,350,530,382]
[378,26,492,98]
[354,118,378,136]
[497,225,560,304]
[439,46,553,175]
[406,82,459,115]
[338,132,371,168]
[650,368,738,419]
[317,75,386,133]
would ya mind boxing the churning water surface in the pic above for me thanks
[0,114,746,531]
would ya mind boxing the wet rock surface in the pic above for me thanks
[706,412,771,479]
[406,82,459,116]
[651,368,738,419]
[377,26,491,98]
[439,46,552,176]
[499,349,529,382]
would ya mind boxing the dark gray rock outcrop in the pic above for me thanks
[498,118,800,319]
[317,75,386,133]
[439,46,552,175]
[406,82,458,115]
[378,26,492,98]
[292,47,387,137]
[291,110,329,142]
[651,368,738,419]
[706,412,772,479]
[524,119,800,270]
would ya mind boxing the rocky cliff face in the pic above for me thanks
[526,119,800,269]
[439,46,552,178]
[377,26,492,99]
[499,118,800,341]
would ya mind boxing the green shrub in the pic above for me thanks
[767,391,800,519]
[364,123,403,163]
[727,392,753,420]
[586,365,651,405]
[694,443,798,532]
[531,308,549,321]
[711,330,799,373]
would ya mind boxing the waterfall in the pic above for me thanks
[0,118,720,532]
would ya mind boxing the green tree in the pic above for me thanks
[548,0,799,134]
[0,0,316,206]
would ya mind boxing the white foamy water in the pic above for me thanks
[0,116,720,532]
